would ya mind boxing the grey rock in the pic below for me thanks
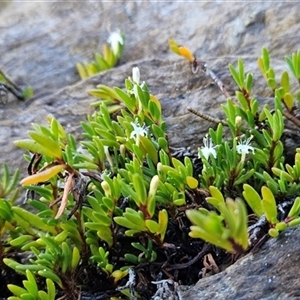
[1,1,299,174]
[181,227,300,300]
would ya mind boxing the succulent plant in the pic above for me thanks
[2,43,300,299]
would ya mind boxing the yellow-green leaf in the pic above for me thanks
[209,186,224,203]
[268,228,279,238]
[261,186,277,224]
[14,139,58,159]
[168,39,180,54]
[157,209,168,241]
[38,270,62,288]
[20,164,65,185]
[139,136,158,164]
[186,176,198,189]
[71,247,81,271]
[257,57,266,79]
[76,62,88,79]
[145,219,159,233]
[242,184,264,217]
[280,70,290,92]
[283,93,294,111]
[7,284,27,297]
[12,207,57,234]
[28,131,62,159]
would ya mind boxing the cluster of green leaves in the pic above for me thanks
[0,164,20,260]
[243,183,300,237]
[7,270,56,300]
[187,186,248,253]
[76,31,125,79]
[187,47,300,251]
[0,164,83,299]
[3,44,300,298]
[3,67,201,298]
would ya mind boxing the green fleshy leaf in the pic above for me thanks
[238,58,245,86]
[261,186,278,224]
[7,284,28,297]
[268,228,279,238]
[157,209,168,241]
[14,139,59,159]
[242,184,264,217]
[245,73,253,94]
[12,207,57,234]
[288,197,300,218]
[10,235,34,247]
[207,186,225,208]
[46,278,56,300]
[38,270,62,288]
[234,169,255,186]
[139,136,158,164]
[283,93,294,111]
[132,173,147,205]
[288,217,300,227]
[76,63,89,79]
[285,55,295,77]
[272,167,294,182]
[23,270,38,297]
[257,57,266,78]
[114,213,146,232]
[28,131,62,158]
[280,71,290,93]
[145,219,159,233]
[262,47,270,70]
[186,176,198,189]
[267,78,276,90]
[229,64,242,88]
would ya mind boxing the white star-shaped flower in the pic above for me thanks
[130,121,148,140]
[236,136,255,163]
[199,135,217,160]
[236,137,255,155]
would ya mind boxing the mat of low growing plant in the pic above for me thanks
[1,44,300,299]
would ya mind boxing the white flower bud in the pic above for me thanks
[107,31,124,56]
[132,67,140,85]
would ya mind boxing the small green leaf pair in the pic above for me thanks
[285,49,300,83]
[90,246,114,274]
[15,118,66,160]
[243,184,300,237]
[7,270,56,300]
[229,58,253,98]
[187,186,248,254]
[158,156,198,191]
[114,207,168,244]
[125,240,157,264]
[258,47,277,90]
[0,163,20,200]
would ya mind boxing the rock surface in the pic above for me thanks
[1,1,300,174]
[181,227,300,300]
[1,1,300,299]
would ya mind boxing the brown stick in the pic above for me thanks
[187,106,228,126]
[198,62,231,99]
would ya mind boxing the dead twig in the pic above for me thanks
[187,106,228,126]
[199,62,231,99]
[283,110,300,128]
